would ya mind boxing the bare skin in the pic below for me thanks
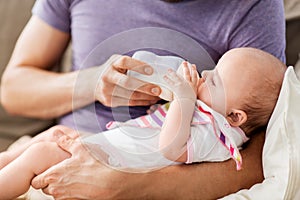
[30,130,264,200]
[0,142,70,200]
[0,125,77,169]
[1,16,265,200]
[0,16,161,119]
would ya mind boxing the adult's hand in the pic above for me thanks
[95,55,161,107]
[31,130,265,200]
[31,134,127,200]
[1,16,161,118]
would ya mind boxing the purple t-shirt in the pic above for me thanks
[32,0,286,133]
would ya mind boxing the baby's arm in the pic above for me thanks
[159,62,199,162]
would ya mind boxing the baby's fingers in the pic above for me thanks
[182,61,191,81]
[191,64,199,85]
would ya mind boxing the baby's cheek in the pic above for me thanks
[197,86,212,107]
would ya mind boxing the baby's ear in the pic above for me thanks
[226,109,247,127]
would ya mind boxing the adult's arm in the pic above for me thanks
[0,15,73,118]
[32,130,264,200]
[0,16,161,119]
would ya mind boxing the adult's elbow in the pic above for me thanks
[1,69,22,116]
[1,73,11,105]
[0,98,20,117]
[1,91,17,116]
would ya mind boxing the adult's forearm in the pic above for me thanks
[0,66,100,119]
[114,131,265,200]
[0,15,103,119]
[32,130,264,199]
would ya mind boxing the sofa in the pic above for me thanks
[285,0,300,69]
[0,0,299,154]
[0,0,72,152]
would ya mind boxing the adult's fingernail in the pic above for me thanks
[144,67,153,75]
[151,87,160,95]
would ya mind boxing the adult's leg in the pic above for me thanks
[0,141,70,199]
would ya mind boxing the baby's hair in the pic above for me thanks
[238,48,286,134]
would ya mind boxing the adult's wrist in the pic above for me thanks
[72,67,104,109]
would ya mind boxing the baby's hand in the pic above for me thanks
[146,104,160,114]
[163,62,199,101]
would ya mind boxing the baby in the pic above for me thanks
[0,47,286,199]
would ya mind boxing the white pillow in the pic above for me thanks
[221,66,300,200]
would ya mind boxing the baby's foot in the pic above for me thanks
[0,152,12,170]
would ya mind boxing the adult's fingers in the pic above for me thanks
[110,72,161,96]
[113,55,154,75]
[30,136,84,190]
[96,81,160,107]
[31,159,86,199]
[43,181,99,200]
[110,95,159,107]
[54,125,80,139]
[31,140,111,200]
[112,84,160,100]
[31,159,65,190]
[56,135,82,155]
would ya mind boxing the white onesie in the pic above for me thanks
[82,51,248,170]
[83,101,248,170]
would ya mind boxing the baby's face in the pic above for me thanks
[197,57,252,116]
[197,67,227,115]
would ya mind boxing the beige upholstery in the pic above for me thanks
[284,0,300,20]
[0,0,55,152]
[285,0,300,67]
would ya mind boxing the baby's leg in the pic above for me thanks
[0,141,70,200]
[0,125,76,169]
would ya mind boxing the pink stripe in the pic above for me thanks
[140,116,151,127]
[106,121,114,129]
[198,105,242,170]
[157,106,167,117]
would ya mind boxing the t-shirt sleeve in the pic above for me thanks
[186,125,231,164]
[229,0,286,63]
[32,0,71,33]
